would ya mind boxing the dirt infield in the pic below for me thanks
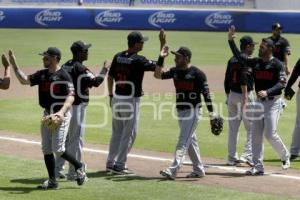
[0,130,300,198]
[0,66,225,99]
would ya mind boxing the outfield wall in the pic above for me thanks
[0,7,299,33]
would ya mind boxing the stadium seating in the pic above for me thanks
[140,0,245,6]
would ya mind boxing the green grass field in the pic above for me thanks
[0,155,295,200]
[0,29,299,199]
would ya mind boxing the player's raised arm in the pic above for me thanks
[8,50,31,85]
[228,26,242,61]
[88,60,111,87]
[0,54,10,90]
[154,46,169,79]
[159,29,166,50]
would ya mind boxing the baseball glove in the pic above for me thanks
[284,87,295,100]
[41,115,61,133]
[210,115,224,136]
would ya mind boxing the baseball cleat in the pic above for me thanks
[245,168,264,176]
[105,166,114,173]
[160,169,175,180]
[76,163,88,186]
[281,160,290,170]
[111,166,135,175]
[226,160,237,166]
[238,157,254,167]
[37,179,58,190]
[186,171,205,178]
[226,160,242,166]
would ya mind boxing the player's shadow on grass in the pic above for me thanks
[205,172,246,178]
[88,170,166,182]
[87,171,112,178]
[104,174,165,182]
[264,158,300,163]
[10,177,44,185]
[7,178,80,193]
[0,186,38,194]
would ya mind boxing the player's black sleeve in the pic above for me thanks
[198,70,213,113]
[228,40,256,68]
[161,68,174,80]
[81,67,108,88]
[93,67,108,87]
[29,70,44,86]
[224,59,231,94]
[286,59,300,89]
[282,38,291,55]
[266,62,286,96]
[139,56,156,72]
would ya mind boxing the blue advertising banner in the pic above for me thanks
[0,7,298,33]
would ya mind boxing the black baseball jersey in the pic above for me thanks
[286,58,300,89]
[224,55,254,94]
[29,68,75,113]
[268,36,291,62]
[63,60,107,105]
[108,51,156,97]
[161,66,213,112]
[229,40,286,96]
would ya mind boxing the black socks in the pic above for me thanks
[61,151,82,170]
[44,154,55,180]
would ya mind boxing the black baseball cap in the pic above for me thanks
[272,22,283,30]
[240,36,257,46]
[262,38,274,48]
[127,31,148,44]
[71,40,92,53]
[39,47,61,59]
[171,47,192,59]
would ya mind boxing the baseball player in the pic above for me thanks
[268,23,291,75]
[106,30,165,175]
[268,23,291,114]
[0,54,10,90]
[224,36,256,167]
[8,48,87,189]
[55,41,110,180]
[228,26,290,175]
[284,59,300,161]
[156,46,216,180]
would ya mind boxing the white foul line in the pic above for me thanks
[0,135,173,162]
[1,135,300,181]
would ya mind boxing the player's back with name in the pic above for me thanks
[109,51,156,97]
